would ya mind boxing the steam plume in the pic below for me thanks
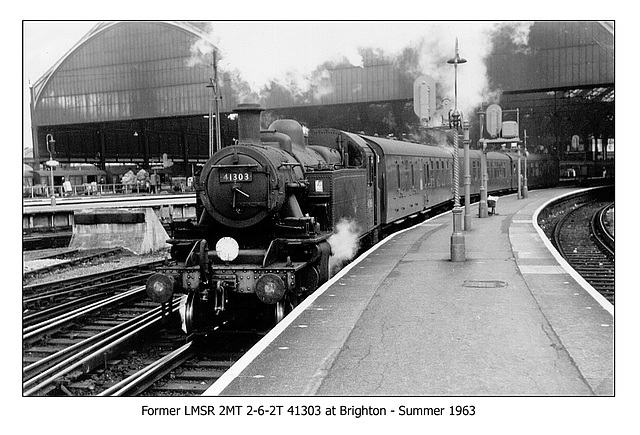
[188,21,534,118]
[328,218,361,276]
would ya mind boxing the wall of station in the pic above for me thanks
[29,21,614,177]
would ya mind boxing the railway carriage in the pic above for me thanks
[361,136,454,228]
[146,104,557,332]
[522,152,559,188]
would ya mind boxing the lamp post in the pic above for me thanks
[447,38,466,262]
[45,134,57,206]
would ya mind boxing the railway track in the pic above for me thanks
[21,245,262,397]
[96,329,259,397]
[23,259,165,327]
[22,290,181,396]
[592,202,614,256]
[551,196,615,304]
[23,248,124,279]
[25,303,260,397]
[22,259,260,397]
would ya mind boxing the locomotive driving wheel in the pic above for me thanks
[275,291,298,324]
[275,301,286,324]
[183,292,198,334]
[181,239,209,334]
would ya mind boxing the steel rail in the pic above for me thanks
[591,202,614,257]
[23,272,155,325]
[23,286,146,342]
[23,300,164,383]
[22,248,123,279]
[23,298,180,396]
[551,202,577,258]
[550,197,614,304]
[23,259,164,295]
[23,290,114,328]
[98,341,195,397]
[23,248,79,261]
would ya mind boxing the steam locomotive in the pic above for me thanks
[145,103,557,331]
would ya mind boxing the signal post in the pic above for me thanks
[463,120,471,229]
[522,129,529,198]
[478,104,523,218]
[45,134,58,206]
[479,139,488,218]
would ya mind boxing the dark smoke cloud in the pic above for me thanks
[188,21,534,123]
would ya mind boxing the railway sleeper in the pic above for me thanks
[47,338,85,346]
[173,369,225,380]
[151,381,213,393]
[23,349,63,359]
[183,360,234,369]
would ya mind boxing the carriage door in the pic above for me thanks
[365,147,378,227]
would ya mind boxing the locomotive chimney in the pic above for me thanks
[235,103,264,146]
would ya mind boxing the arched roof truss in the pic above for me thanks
[31,21,225,126]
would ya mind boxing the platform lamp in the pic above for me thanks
[45,134,58,206]
[447,38,467,262]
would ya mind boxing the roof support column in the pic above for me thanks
[142,121,149,169]
[98,124,106,171]
[29,87,42,169]
[181,121,190,178]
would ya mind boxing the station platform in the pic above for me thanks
[22,192,196,213]
[22,193,197,243]
[205,187,614,396]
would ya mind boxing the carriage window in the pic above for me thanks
[368,155,375,185]
[411,164,415,188]
[69,175,83,185]
[347,141,364,167]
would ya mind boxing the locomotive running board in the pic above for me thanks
[263,235,330,268]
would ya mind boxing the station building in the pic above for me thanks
[27,21,614,185]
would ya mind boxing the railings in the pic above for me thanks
[23,183,196,199]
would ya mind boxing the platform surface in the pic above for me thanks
[205,187,614,396]
[22,192,195,213]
